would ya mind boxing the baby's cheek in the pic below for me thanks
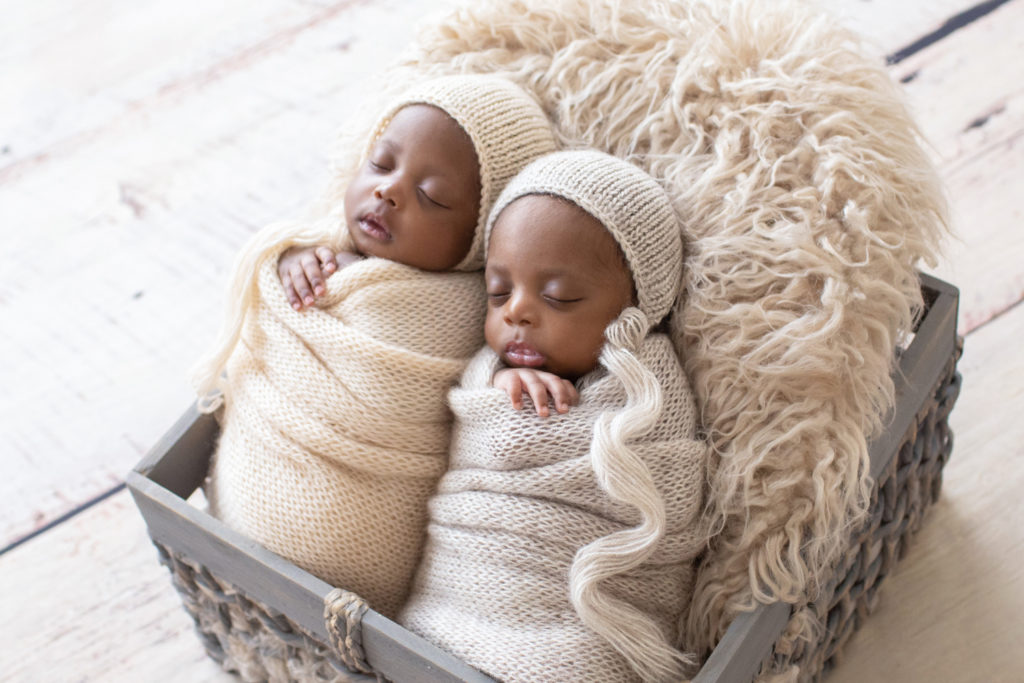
[483,311,504,353]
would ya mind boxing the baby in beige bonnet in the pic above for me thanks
[193,75,557,618]
[401,150,708,682]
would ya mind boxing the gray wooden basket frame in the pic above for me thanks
[127,273,961,683]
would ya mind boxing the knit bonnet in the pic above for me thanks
[366,75,559,271]
[486,149,683,325]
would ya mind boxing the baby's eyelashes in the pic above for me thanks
[486,291,510,304]
[542,294,583,307]
[418,187,450,209]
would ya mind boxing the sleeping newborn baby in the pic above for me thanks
[193,75,557,618]
[399,150,708,682]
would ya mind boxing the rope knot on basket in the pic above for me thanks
[323,588,377,677]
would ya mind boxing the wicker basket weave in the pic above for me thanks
[128,274,961,683]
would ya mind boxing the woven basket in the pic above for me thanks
[128,274,962,683]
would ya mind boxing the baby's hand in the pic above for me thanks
[278,245,338,310]
[493,368,579,417]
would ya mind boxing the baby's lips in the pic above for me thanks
[358,213,392,241]
[505,341,546,368]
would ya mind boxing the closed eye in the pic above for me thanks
[544,295,583,305]
[487,292,510,304]
[419,187,451,209]
[368,160,391,172]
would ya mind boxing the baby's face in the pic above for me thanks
[345,104,481,270]
[484,195,635,380]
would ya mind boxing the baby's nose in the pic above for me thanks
[504,292,534,325]
[374,183,399,207]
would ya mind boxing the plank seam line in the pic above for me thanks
[887,0,1014,64]
[0,482,126,557]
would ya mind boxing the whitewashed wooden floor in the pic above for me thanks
[1,0,1021,681]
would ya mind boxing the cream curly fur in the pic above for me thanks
[387,0,948,670]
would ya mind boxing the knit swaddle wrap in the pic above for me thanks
[206,253,486,617]
[399,333,705,682]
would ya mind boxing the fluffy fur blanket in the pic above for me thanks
[205,246,485,618]
[385,0,948,672]
[399,328,707,682]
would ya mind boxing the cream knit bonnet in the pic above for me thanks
[367,75,559,271]
[485,149,683,324]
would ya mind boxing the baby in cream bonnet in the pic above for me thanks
[192,75,558,618]
[399,150,708,682]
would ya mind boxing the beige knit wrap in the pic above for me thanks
[206,252,485,618]
[193,73,558,621]
[399,328,707,682]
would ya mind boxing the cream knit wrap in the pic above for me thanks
[400,330,706,683]
[195,75,558,617]
[206,253,486,617]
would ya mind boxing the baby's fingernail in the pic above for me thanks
[314,286,324,295]
[292,302,302,310]
[304,296,314,305]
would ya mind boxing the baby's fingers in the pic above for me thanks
[549,379,579,414]
[299,251,328,299]
[286,259,316,309]
[520,373,553,417]
[493,370,524,410]
[280,272,303,310]
[315,246,338,275]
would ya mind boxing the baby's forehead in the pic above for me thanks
[380,104,469,147]
[377,104,480,173]
[509,194,616,242]
[493,194,627,267]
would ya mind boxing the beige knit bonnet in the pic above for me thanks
[367,75,559,271]
[485,149,684,325]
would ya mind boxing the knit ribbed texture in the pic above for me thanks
[369,75,560,271]
[400,336,706,682]
[486,149,683,323]
[206,253,486,618]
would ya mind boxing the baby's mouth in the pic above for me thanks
[359,214,391,242]
[504,341,546,368]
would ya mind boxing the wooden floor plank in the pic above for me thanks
[817,0,988,59]
[0,0,433,550]
[0,0,361,174]
[0,489,234,682]
[829,298,1024,682]
[894,0,1024,333]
